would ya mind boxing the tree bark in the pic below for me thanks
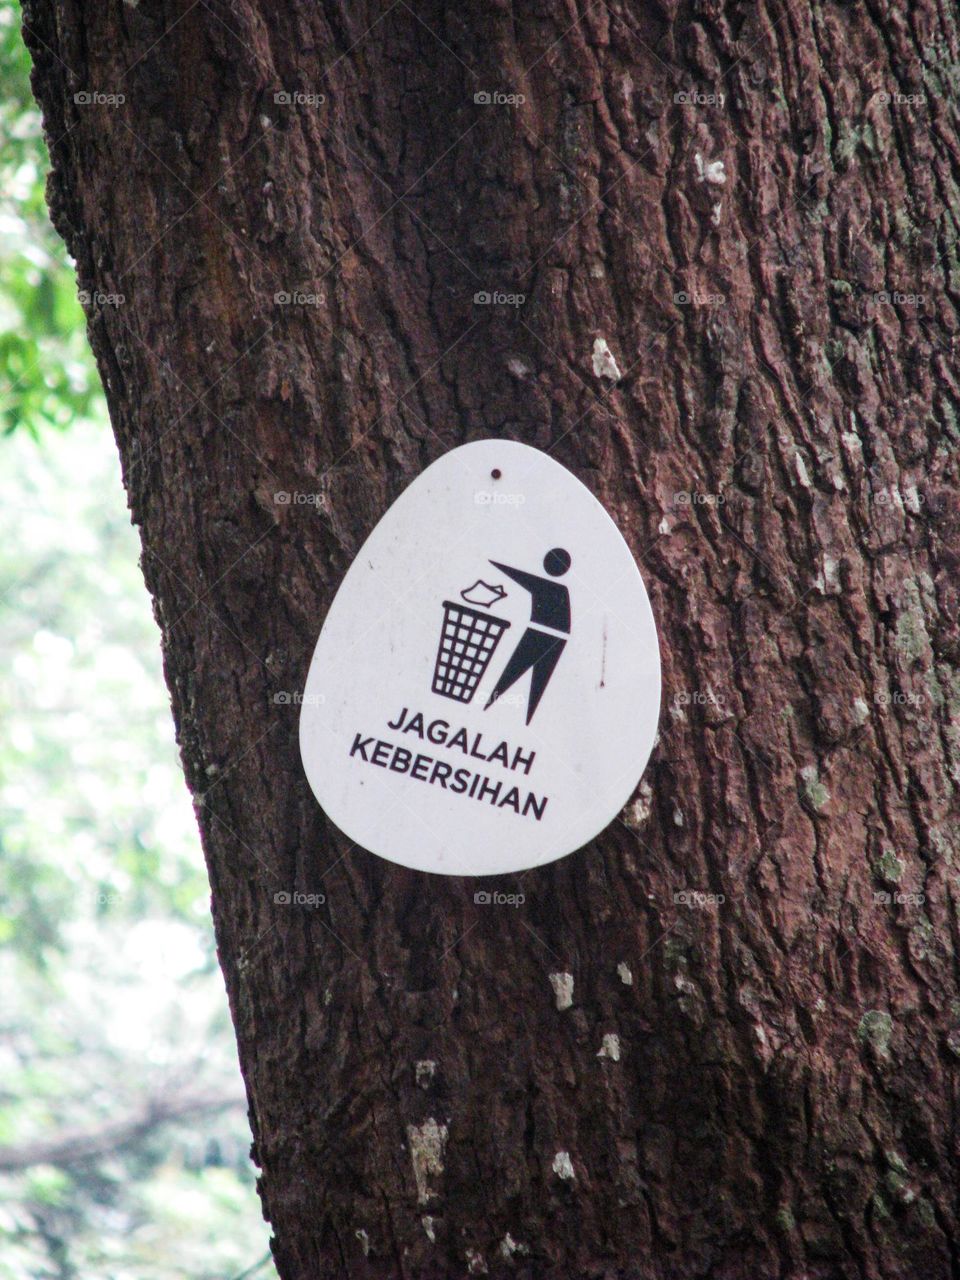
[23,1,960,1276]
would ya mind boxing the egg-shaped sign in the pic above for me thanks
[299,440,660,876]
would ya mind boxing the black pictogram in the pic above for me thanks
[484,549,571,724]
[431,549,571,721]
[431,601,511,704]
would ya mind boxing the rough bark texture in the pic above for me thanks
[24,1,960,1276]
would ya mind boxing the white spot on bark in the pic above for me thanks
[505,356,531,379]
[260,115,272,129]
[800,764,830,811]
[695,153,727,185]
[793,452,811,489]
[658,515,671,535]
[422,1216,436,1243]
[711,201,723,226]
[407,1118,448,1204]
[841,430,862,456]
[355,1229,370,1256]
[552,1150,576,1180]
[622,779,653,827]
[466,1248,488,1274]
[549,972,574,1010]
[673,806,684,827]
[597,1033,621,1061]
[853,697,870,726]
[415,1060,436,1088]
[617,961,634,986]
[902,484,921,514]
[592,337,622,381]
[499,1233,526,1258]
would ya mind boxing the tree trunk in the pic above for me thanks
[24,1,960,1276]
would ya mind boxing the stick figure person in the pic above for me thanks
[484,548,571,724]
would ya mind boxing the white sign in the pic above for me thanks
[299,440,661,876]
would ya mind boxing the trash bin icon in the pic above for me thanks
[432,601,511,704]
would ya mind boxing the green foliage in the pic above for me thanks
[0,1,100,436]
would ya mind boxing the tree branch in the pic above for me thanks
[0,1089,247,1172]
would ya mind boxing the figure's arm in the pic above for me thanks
[489,561,539,593]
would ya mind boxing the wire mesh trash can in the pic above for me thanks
[432,601,511,704]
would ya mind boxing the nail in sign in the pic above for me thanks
[299,440,661,876]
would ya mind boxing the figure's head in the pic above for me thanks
[543,548,571,576]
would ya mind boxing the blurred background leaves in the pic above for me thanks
[1,2,276,1275]
[0,4,98,435]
